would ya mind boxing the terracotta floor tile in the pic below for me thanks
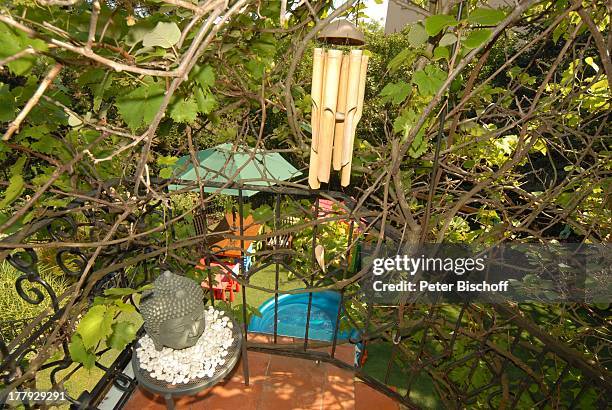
[123,388,168,410]
[123,345,402,410]
[323,365,355,410]
[261,355,325,410]
[354,381,399,410]
[333,344,356,365]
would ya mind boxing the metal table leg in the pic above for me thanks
[164,393,175,410]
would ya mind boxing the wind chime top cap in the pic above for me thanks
[316,19,365,46]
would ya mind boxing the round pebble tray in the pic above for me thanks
[132,314,243,397]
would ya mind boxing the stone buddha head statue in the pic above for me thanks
[140,271,206,351]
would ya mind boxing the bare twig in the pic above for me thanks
[2,63,63,141]
[0,15,179,78]
[86,0,101,50]
[576,5,612,91]
[0,47,37,68]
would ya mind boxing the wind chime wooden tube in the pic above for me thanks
[308,19,368,189]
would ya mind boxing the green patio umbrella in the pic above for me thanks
[168,143,301,197]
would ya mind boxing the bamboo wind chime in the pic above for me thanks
[308,20,368,189]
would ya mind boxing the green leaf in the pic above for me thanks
[412,65,447,96]
[433,46,450,61]
[169,97,198,123]
[76,305,113,349]
[0,83,16,122]
[252,205,273,222]
[245,60,266,81]
[0,23,48,75]
[69,334,96,370]
[10,156,26,176]
[94,73,114,112]
[388,49,411,73]
[107,321,138,351]
[251,35,277,58]
[114,299,137,314]
[142,22,181,48]
[424,14,456,36]
[408,129,428,158]
[193,65,216,89]
[463,29,491,49]
[407,24,428,47]
[1,174,25,208]
[439,33,457,47]
[114,81,165,131]
[467,8,506,25]
[159,167,174,179]
[31,134,62,155]
[379,81,410,105]
[68,113,83,127]
[157,155,178,167]
[195,88,217,114]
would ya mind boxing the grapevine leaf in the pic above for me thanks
[407,24,428,46]
[157,155,178,167]
[193,65,216,89]
[433,46,450,61]
[467,8,506,26]
[463,29,491,49]
[159,167,174,178]
[0,174,25,208]
[412,65,447,96]
[0,22,48,75]
[169,97,198,123]
[76,305,113,349]
[114,82,165,131]
[408,129,428,158]
[31,134,62,154]
[424,14,456,36]
[388,49,412,73]
[107,321,138,351]
[379,81,410,105]
[0,84,16,122]
[195,88,217,114]
[69,334,96,370]
[114,299,137,314]
[142,22,181,48]
[252,205,273,222]
[439,33,457,47]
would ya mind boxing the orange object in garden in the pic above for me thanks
[197,259,241,303]
[195,212,258,302]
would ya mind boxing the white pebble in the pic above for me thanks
[135,308,236,384]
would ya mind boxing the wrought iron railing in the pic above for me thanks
[0,181,610,409]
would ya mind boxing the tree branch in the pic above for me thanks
[2,63,63,141]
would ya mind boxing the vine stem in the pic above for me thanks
[2,63,63,141]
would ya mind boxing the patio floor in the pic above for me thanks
[124,335,400,410]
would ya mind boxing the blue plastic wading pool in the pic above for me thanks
[248,290,359,342]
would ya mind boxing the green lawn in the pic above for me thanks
[215,263,306,323]
[35,309,143,410]
[361,341,442,409]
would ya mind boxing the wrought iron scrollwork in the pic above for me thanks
[8,248,60,312]
[46,216,78,241]
[56,248,88,277]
